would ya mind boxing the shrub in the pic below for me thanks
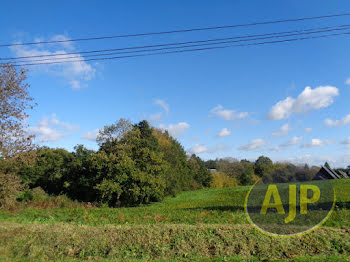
[210,172,238,188]
[30,187,48,200]
[0,173,26,209]
[16,189,33,202]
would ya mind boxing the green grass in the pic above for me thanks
[0,179,349,227]
[0,186,249,226]
[0,179,349,261]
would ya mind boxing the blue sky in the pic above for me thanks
[1,1,350,167]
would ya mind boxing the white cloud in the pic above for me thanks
[207,144,230,153]
[81,129,100,141]
[10,35,96,89]
[28,114,79,143]
[325,114,350,127]
[271,123,291,137]
[305,127,313,133]
[269,146,281,151]
[268,86,339,120]
[210,105,249,121]
[148,99,169,123]
[302,138,332,148]
[286,153,350,167]
[187,143,230,155]
[149,113,163,123]
[238,138,267,151]
[216,128,231,137]
[288,154,337,166]
[51,35,74,50]
[160,122,190,138]
[69,80,81,89]
[28,125,65,142]
[154,99,169,115]
[269,136,302,151]
[280,136,303,147]
[346,78,350,86]
[340,138,350,149]
[50,113,79,131]
[188,144,207,154]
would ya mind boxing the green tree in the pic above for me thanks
[18,147,73,195]
[95,121,167,206]
[239,162,254,185]
[188,154,212,188]
[205,160,217,169]
[64,145,96,202]
[96,118,132,153]
[254,156,273,177]
[153,129,193,195]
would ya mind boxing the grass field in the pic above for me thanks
[0,179,349,261]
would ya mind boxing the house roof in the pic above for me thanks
[314,166,341,180]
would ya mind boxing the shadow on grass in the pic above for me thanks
[184,206,244,212]
[184,201,350,213]
[335,201,350,210]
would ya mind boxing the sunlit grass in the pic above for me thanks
[0,179,349,261]
[0,179,348,227]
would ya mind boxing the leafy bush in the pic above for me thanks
[16,189,33,202]
[210,172,238,188]
[215,158,254,185]
[17,147,73,195]
[0,173,26,209]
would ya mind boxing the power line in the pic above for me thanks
[1,12,350,48]
[5,30,350,67]
[4,25,350,63]
[3,24,350,64]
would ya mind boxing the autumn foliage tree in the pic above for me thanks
[0,64,36,159]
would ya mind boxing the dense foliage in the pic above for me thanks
[1,119,211,207]
[206,156,322,185]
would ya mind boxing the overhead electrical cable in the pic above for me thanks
[2,24,350,63]
[1,12,350,47]
[4,30,350,67]
[8,25,350,63]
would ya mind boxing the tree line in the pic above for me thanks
[205,156,323,184]
[1,118,212,207]
[206,156,350,184]
[1,64,349,209]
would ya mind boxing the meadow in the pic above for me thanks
[0,179,349,261]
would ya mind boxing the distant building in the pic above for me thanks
[314,165,349,180]
[209,168,217,173]
[338,170,350,179]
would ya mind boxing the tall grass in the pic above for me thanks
[0,179,349,261]
[0,223,349,261]
[0,179,349,227]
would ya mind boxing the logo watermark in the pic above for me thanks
[244,177,335,237]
